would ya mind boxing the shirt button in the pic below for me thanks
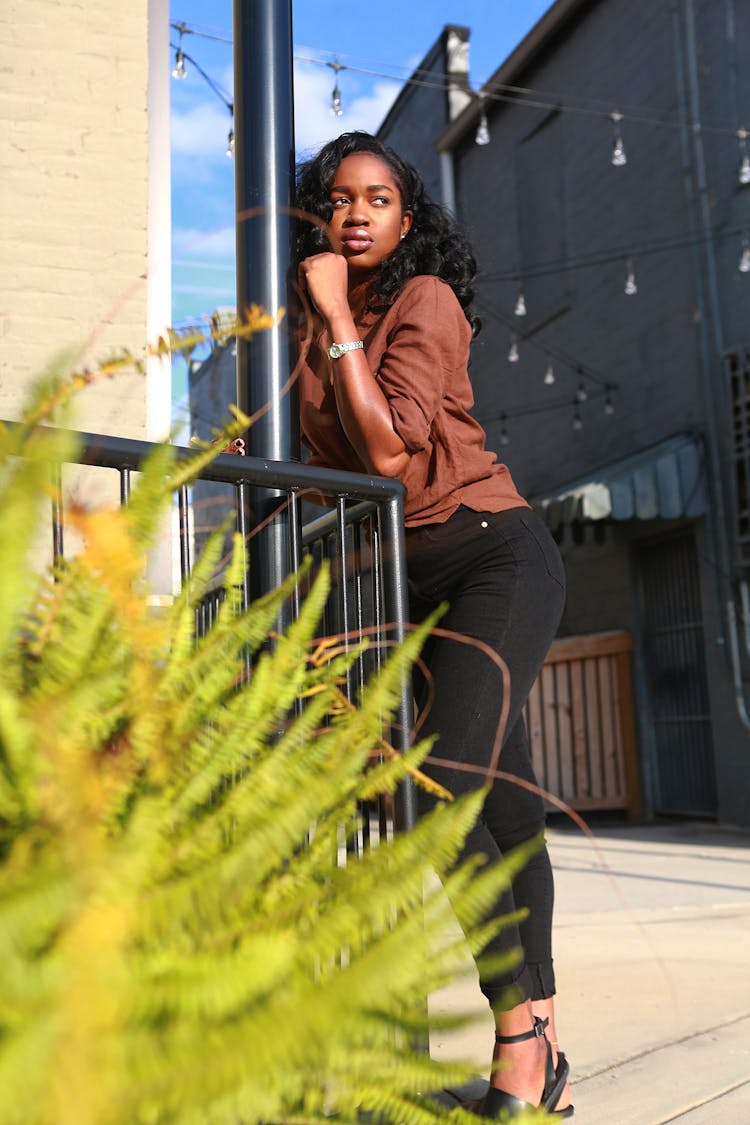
[481,520,488,528]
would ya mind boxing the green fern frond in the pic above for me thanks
[0,378,547,1125]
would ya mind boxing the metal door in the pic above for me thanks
[636,531,717,816]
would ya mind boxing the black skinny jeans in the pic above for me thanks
[406,504,566,1011]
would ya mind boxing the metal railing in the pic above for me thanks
[14,422,417,833]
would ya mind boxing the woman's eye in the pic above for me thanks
[331,196,349,208]
[372,195,389,205]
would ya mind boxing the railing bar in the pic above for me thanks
[235,480,251,613]
[334,499,352,704]
[354,520,368,694]
[371,514,384,679]
[302,499,379,544]
[178,485,191,585]
[380,494,415,832]
[50,464,64,566]
[119,467,132,506]
[288,489,302,622]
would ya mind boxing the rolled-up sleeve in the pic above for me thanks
[376,278,466,453]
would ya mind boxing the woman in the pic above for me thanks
[293,131,572,1119]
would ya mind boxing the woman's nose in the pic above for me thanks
[345,200,368,223]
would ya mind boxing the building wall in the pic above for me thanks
[378,1,750,824]
[0,0,154,438]
[454,0,731,500]
[556,524,633,637]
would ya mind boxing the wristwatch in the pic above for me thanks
[327,340,364,360]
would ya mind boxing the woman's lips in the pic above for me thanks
[342,231,373,252]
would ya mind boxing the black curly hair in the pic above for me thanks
[293,131,478,328]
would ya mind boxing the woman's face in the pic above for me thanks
[326,152,412,275]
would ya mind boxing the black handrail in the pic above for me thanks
[6,420,416,831]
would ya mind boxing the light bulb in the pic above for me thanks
[740,244,750,273]
[624,259,638,295]
[612,134,627,165]
[475,108,490,146]
[576,381,588,402]
[544,362,555,386]
[738,130,750,185]
[604,394,615,416]
[610,112,627,166]
[573,409,583,431]
[514,289,527,317]
[331,84,343,116]
[172,48,186,79]
[499,416,510,446]
[226,128,235,158]
[327,62,345,117]
[508,336,519,363]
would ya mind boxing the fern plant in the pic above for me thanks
[0,374,545,1125]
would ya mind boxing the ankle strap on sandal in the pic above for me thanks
[494,1015,549,1045]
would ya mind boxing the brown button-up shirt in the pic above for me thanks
[299,274,528,527]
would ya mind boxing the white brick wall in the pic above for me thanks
[0,0,152,439]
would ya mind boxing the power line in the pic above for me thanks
[171,18,748,141]
[479,223,749,284]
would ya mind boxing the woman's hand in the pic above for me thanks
[298,253,350,321]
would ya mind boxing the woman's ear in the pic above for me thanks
[400,210,413,240]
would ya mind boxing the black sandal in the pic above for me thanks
[478,1015,574,1119]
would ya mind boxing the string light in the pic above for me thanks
[508,334,519,362]
[499,414,510,445]
[175,19,748,145]
[739,233,750,273]
[604,390,615,415]
[624,257,638,295]
[327,61,345,116]
[172,19,750,154]
[477,297,617,397]
[544,361,556,386]
[172,23,187,79]
[514,285,527,316]
[475,102,490,146]
[738,129,750,185]
[576,379,588,402]
[169,37,233,155]
[610,111,627,166]
[572,407,583,431]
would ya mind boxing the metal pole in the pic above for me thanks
[233,0,299,602]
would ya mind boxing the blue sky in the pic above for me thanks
[169,1,552,399]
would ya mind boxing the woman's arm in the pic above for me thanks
[298,253,410,478]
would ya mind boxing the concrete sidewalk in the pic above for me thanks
[428,820,750,1123]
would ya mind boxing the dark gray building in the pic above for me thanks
[379,0,750,827]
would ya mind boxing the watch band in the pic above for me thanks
[327,339,364,360]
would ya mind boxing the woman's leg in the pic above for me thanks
[482,725,572,1110]
[407,507,569,1109]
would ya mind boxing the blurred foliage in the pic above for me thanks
[0,369,544,1125]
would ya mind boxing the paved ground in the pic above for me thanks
[428,819,750,1123]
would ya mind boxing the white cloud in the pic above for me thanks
[171,99,234,159]
[173,225,236,262]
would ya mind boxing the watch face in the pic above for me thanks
[329,343,343,359]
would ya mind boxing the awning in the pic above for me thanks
[532,433,707,529]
